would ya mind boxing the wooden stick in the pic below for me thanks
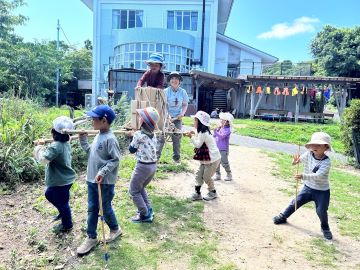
[32,134,96,145]
[295,144,301,211]
[97,182,110,262]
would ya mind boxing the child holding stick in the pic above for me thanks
[128,107,159,223]
[185,111,221,201]
[34,116,76,233]
[212,112,234,181]
[273,132,333,240]
[77,105,122,255]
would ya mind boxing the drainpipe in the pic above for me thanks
[191,0,205,67]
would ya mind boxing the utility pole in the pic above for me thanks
[56,19,60,107]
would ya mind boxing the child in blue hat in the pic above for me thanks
[77,105,122,255]
[136,53,165,89]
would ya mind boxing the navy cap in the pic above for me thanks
[86,105,116,124]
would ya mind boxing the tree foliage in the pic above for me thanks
[310,25,360,77]
[341,99,360,157]
[263,60,313,76]
[0,0,92,104]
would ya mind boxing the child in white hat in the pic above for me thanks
[213,112,234,181]
[185,111,221,201]
[128,107,160,223]
[273,132,333,240]
[34,116,76,234]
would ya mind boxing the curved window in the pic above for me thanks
[114,42,193,72]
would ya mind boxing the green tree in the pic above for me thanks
[263,60,313,76]
[310,25,360,77]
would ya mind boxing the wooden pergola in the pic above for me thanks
[241,75,360,122]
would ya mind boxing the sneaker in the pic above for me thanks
[53,213,61,222]
[273,213,287,224]
[131,213,153,223]
[173,159,180,164]
[224,173,233,181]
[190,192,202,201]
[148,207,154,217]
[105,228,122,243]
[212,173,221,181]
[203,191,217,201]
[77,237,99,255]
[322,229,333,240]
[52,224,73,234]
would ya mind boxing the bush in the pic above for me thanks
[0,98,86,185]
[341,99,360,156]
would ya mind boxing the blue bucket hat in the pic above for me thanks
[145,53,164,65]
[86,104,116,124]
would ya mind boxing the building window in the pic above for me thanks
[114,42,193,72]
[112,10,143,29]
[167,11,198,31]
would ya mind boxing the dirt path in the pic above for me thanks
[156,145,360,269]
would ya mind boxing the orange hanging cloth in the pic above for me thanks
[256,86,262,94]
[291,86,298,96]
[274,87,281,95]
[282,87,289,96]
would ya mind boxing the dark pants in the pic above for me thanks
[45,184,73,229]
[283,185,330,230]
[87,182,119,239]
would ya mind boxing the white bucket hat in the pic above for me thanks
[219,112,234,123]
[305,132,333,151]
[53,116,74,133]
[191,111,210,126]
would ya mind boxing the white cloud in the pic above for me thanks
[257,17,320,39]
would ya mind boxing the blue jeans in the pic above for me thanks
[87,182,119,239]
[283,185,330,230]
[45,184,73,229]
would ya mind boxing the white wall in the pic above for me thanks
[214,39,228,76]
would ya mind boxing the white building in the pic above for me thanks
[81,0,278,103]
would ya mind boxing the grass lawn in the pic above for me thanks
[183,117,345,154]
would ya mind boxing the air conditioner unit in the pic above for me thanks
[85,94,92,110]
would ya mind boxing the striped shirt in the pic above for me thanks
[300,151,331,191]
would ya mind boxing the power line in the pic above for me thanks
[60,26,72,47]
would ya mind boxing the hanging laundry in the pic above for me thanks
[274,87,281,95]
[308,88,316,99]
[266,86,271,94]
[324,85,331,101]
[291,86,298,96]
[256,86,262,94]
[282,87,289,96]
[246,85,253,93]
[301,86,305,95]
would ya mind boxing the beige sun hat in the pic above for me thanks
[191,111,210,126]
[219,112,234,123]
[305,132,333,151]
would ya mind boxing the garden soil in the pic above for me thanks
[156,145,360,270]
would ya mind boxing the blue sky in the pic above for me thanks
[15,0,360,62]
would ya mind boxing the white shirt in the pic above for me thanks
[191,131,221,164]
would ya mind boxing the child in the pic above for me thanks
[34,116,76,233]
[128,107,159,223]
[136,53,165,89]
[273,132,333,240]
[77,105,122,255]
[185,111,221,201]
[213,112,234,181]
